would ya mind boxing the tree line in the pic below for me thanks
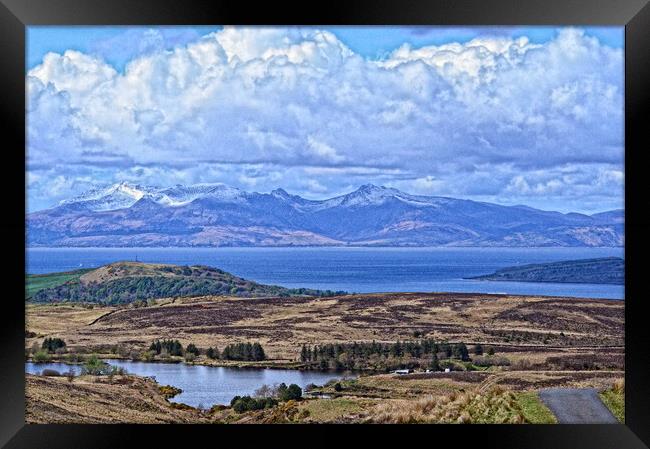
[299,340,481,371]
[148,340,266,361]
[221,342,266,361]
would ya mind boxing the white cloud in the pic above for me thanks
[306,136,345,163]
[26,27,623,213]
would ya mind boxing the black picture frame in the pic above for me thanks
[1,0,649,447]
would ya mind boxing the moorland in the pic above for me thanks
[25,262,624,424]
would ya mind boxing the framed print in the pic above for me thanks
[1,0,649,447]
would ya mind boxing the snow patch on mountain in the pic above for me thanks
[59,182,152,211]
[157,183,246,206]
[59,182,249,211]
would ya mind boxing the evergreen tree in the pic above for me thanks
[453,343,469,361]
[300,345,310,362]
[252,342,266,361]
[41,338,66,354]
[186,343,200,356]
[430,352,440,371]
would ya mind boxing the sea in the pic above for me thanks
[25,246,624,300]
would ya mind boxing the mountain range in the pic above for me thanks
[26,182,624,247]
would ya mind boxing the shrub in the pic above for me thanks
[159,385,182,399]
[206,347,219,359]
[110,365,126,376]
[32,350,51,363]
[41,369,60,376]
[278,383,302,401]
[65,353,84,363]
[334,382,343,392]
[81,354,112,375]
[612,379,624,394]
[231,395,278,413]
[474,344,484,356]
[186,343,200,356]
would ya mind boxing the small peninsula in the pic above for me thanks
[469,257,624,285]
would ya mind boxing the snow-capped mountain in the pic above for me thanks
[156,183,246,207]
[28,183,624,247]
[59,182,247,211]
[58,182,152,211]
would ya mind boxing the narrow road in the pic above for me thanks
[539,388,618,424]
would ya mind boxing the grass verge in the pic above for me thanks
[599,387,624,423]
[516,392,557,424]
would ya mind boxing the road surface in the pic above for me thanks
[539,388,619,424]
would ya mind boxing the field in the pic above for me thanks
[26,292,624,362]
[25,269,91,299]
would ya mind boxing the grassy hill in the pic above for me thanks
[469,257,624,285]
[26,261,344,304]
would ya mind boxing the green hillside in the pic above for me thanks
[25,269,92,299]
[27,262,344,304]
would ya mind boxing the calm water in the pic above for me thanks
[25,361,352,407]
[26,247,624,299]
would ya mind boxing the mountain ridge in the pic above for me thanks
[27,183,624,248]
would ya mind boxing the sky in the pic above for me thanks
[26,26,624,213]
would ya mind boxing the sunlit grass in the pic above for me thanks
[300,398,367,421]
[516,392,557,424]
[25,269,90,299]
[599,380,624,423]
